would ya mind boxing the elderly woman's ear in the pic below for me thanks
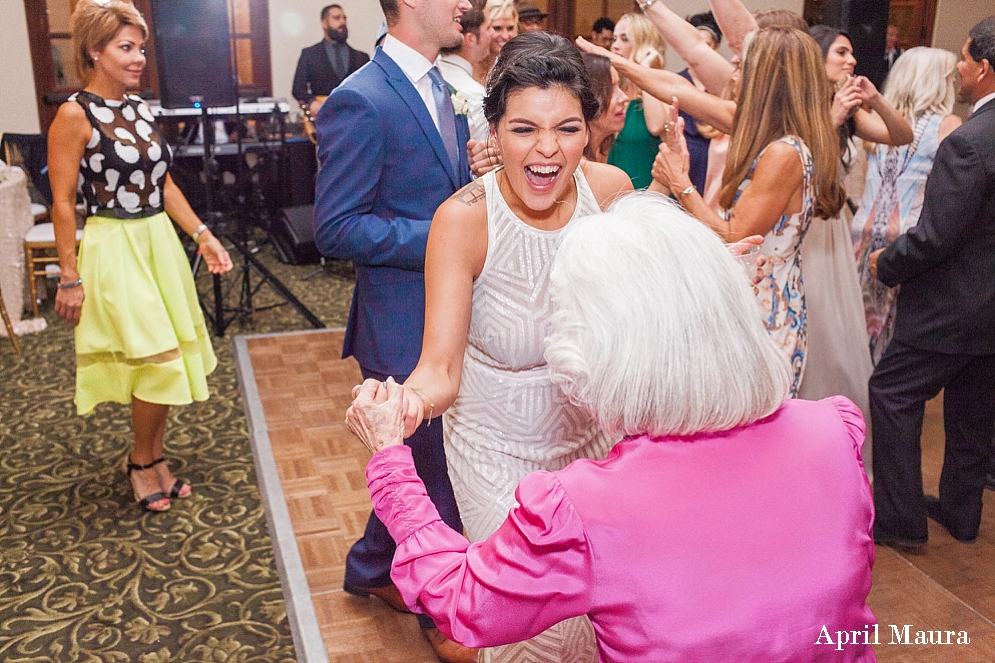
[346,378,407,455]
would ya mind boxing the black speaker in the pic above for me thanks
[151,0,237,109]
[271,205,320,265]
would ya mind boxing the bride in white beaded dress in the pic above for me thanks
[399,32,632,663]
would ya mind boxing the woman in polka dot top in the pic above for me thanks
[47,0,232,513]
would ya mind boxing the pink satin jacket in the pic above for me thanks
[368,397,876,662]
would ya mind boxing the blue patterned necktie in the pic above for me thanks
[427,67,460,174]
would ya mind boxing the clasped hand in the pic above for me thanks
[651,99,691,193]
[469,136,502,178]
[831,75,879,128]
[346,377,407,454]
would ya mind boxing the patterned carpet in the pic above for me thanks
[0,235,354,663]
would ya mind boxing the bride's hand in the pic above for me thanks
[401,384,428,439]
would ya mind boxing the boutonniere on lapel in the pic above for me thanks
[451,90,470,116]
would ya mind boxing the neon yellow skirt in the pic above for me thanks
[74,212,216,415]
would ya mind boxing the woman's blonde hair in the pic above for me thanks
[485,0,517,24]
[882,47,957,125]
[620,12,666,69]
[545,192,791,438]
[721,27,844,219]
[71,0,148,84]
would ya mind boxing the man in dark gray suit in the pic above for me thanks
[869,16,995,548]
[291,5,369,120]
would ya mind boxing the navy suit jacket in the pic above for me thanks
[313,47,473,375]
[877,98,995,355]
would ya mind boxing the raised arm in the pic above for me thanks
[709,0,757,56]
[640,2,735,94]
[851,76,914,145]
[399,183,488,437]
[313,87,433,269]
[654,115,803,243]
[577,38,736,133]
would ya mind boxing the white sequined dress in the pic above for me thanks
[444,167,614,663]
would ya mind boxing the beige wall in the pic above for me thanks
[0,0,41,136]
[931,0,992,54]
[269,0,384,119]
[930,0,992,117]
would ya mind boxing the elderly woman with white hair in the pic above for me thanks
[346,193,876,662]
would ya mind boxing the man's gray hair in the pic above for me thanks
[544,192,792,438]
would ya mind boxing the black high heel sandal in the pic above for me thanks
[125,458,171,512]
[151,457,191,499]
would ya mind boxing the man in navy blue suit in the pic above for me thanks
[312,0,475,660]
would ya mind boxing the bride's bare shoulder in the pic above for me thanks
[581,160,635,210]
[435,178,488,228]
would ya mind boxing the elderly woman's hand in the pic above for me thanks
[346,377,407,455]
[651,100,691,193]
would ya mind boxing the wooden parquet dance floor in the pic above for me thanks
[237,329,995,663]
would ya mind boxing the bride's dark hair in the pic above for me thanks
[483,31,600,127]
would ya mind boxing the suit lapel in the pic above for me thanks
[455,113,471,187]
[374,49,459,189]
[313,43,343,90]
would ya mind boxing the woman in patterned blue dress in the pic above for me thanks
[653,27,846,395]
[48,0,232,512]
[851,47,962,365]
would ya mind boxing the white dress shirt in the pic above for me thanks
[381,34,440,130]
[972,91,995,115]
[438,54,489,145]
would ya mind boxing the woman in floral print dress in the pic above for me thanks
[653,27,845,395]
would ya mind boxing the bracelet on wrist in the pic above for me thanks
[58,277,83,290]
[637,0,658,11]
[676,184,696,203]
[406,386,435,426]
[192,224,208,242]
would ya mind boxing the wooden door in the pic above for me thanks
[23,0,271,133]
[24,0,158,131]
[888,0,939,49]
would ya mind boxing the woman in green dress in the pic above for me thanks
[606,12,670,188]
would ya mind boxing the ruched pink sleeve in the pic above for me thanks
[367,445,595,648]
[824,395,868,461]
